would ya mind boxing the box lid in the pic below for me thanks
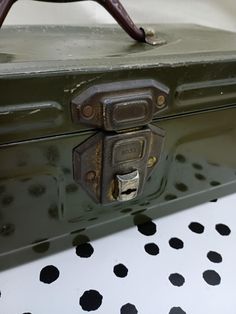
[0,24,236,74]
[0,24,236,145]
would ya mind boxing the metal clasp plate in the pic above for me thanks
[73,125,165,204]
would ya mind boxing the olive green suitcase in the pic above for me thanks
[0,0,236,268]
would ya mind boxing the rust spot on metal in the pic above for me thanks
[86,171,96,182]
[157,95,166,108]
[147,156,157,168]
[82,105,94,119]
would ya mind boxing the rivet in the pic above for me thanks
[147,156,157,168]
[146,28,155,37]
[157,95,166,108]
[86,171,96,182]
[82,105,94,119]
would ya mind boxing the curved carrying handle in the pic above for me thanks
[0,0,154,43]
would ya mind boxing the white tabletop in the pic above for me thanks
[0,193,235,314]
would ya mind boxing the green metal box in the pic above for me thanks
[0,24,236,267]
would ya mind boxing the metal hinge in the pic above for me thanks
[72,79,168,204]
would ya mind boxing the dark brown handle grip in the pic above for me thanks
[96,0,145,42]
[0,0,16,27]
[0,0,146,43]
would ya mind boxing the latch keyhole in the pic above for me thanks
[114,170,140,201]
[121,188,137,196]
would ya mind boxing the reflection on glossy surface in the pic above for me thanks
[0,223,15,237]
[1,105,236,270]
[32,239,50,254]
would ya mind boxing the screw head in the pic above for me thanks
[146,28,155,37]
[86,171,96,182]
[157,95,166,109]
[81,105,94,119]
[147,156,157,168]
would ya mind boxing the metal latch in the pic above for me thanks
[72,80,167,204]
[114,170,140,201]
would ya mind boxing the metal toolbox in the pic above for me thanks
[0,0,236,266]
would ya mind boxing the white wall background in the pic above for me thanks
[3,0,236,32]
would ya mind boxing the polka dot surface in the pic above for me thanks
[137,219,157,236]
[144,243,160,255]
[76,242,94,258]
[169,237,184,250]
[113,264,128,278]
[0,194,236,313]
[39,265,60,284]
[79,290,103,311]
[120,303,138,314]
[169,307,186,314]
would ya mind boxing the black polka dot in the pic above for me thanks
[188,222,204,234]
[45,146,60,164]
[72,234,90,246]
[169,273,185,287]
[215,223,231,236]
[1,195,14,206]
[175,182,188,192]
[169,307,186,314]
[195,173,206,181]
[210,181,221,186]
[131,209,147,216]
[48,203,59,220]
[28,184,46,197]
[207,251,222,263]
[113,264,128,278]
[169,238,184,250]
[22,312,32,314]
[0,223,15,236]
[144,243,159,256]
[66,183,78,193]
[203,270,221,286]
[39,265,60,284]
[120,303,138,314]
[88,217,98,222]
[210,199,218,202]
[137,220,157,236]
[165,194,177,201]
[175,154,186,163]
[121,208,133,213]
[32,239,50,253]
[192,163,203,170]
[79,290,103,311]
[76,243,94,258]
[62,167,71,174]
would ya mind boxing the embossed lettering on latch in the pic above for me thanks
[113,138,145,164]
[73,126,165,204]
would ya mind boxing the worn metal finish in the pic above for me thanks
[73,125,165,203]
[72,79,167,204]
[0,25,236,267]
[71,79,169,131]
[143,27,167,46]
[114,170,140,201]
